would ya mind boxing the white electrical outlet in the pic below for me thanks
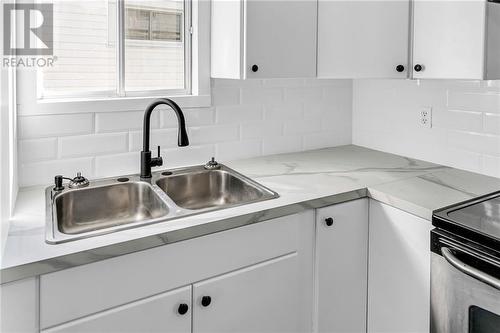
[420,107,432,128]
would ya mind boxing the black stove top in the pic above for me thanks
[433,191,500,251]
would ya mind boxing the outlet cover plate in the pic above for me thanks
[420,107,432,128]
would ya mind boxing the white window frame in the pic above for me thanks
[17,0,211,116]
[1,4,18,225]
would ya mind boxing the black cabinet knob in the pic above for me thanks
[414,64,423,72]
[396,65,405,72]
[251,64,259,72]
[201,296,212,307]
[325,217,334,226]
[178,303,189,315]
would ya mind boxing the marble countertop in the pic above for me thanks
[2,145,500,283]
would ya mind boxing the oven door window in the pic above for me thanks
[469,306,500,333]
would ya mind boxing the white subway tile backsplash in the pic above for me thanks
[215,105,263,124]
[18,79,353,186]
[161,107,215,128]
[96,111,160,133]
[212,86,240,105]
[189,124,240,145]
[241,121,283,139]
[284,118,322,135]
[484,114,500,134]
[19,114,93,139]
[95,152,139,178]
[263,135,303,155]
[303,132,340,150]
[284,86,323,102]
[216,140,262,161]
[19,138,57,162]
[263,79,304,88]
[447,131,500,156]
[212,78,263,88]
[433,110,483,132]
[241,87,284,105]
[20,157,94,187]
[59,133,128,158]
[482,155,500,178]
[448,91,500,113]
[353,79,500,177]
[264,103,303,120]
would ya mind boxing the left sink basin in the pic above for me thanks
[46,179,170,243]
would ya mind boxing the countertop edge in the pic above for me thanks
[1,189,368,284]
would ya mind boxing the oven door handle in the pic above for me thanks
[441,247,500,290]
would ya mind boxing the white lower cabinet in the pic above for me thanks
[367,200,432,333]
[0,278,39,333]
[5,199,435,333]
[38,211,314,333]
[193,253,303,333]
[44,286,192,333]
[316,198,369,333]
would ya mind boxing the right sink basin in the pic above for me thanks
[156,165,279,210]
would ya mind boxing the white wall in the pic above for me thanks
[353,79,500,178]
[17,79,352,187]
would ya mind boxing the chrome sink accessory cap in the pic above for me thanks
[68,172,90,189]
[204,157,221,170]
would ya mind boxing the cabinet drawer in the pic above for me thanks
[40,212,307,328]
[44,286,191,333]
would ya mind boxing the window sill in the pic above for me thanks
[17,94,212,116]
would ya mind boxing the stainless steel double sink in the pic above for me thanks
[45,164,279,244]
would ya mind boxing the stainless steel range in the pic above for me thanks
[431,191,500,333]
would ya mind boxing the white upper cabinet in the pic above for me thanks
[211,0,317,79]
[318,0,410,79]
[413,0,500,79]
[317,0,499,80]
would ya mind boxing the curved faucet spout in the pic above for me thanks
[143,98,189,152]
[141,98,190,178]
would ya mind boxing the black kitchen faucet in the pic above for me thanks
[140,98,189,178]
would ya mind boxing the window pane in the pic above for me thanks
[39,0,117,97]
[125,0,185,92]
[151,12,182,41]
[126,8,150,40]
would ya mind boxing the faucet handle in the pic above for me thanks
[151,146,163,167]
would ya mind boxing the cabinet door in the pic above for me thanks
[413,0,487,79]
[367,200,432,333]
[318,0,410,78]
[245,0,317,78]
[193,253,303,333]
[44,286,191,333]
[316,199,369,333]
[0,278,38,333]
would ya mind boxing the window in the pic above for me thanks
[38,0,190,99]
